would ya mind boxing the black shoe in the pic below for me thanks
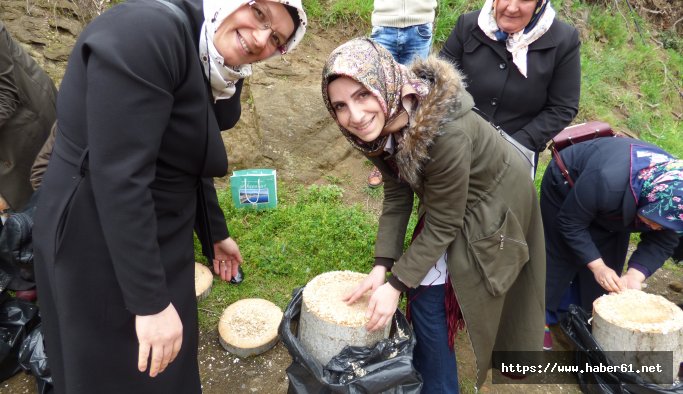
[230,266,244,285]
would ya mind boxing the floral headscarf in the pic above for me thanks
[200,0,308,101]
[321,38,429,155]
[477,0,555,78]
[631,146,683,233]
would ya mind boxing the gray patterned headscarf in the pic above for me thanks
[321,38,429,155]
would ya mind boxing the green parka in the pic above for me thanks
[0,21,57,210]
[370,56,546,387]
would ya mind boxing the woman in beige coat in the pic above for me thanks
[322,38,545,391]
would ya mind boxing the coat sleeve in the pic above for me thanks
[0,24,19,130]
[628,230,679,276]
[371,157,414,262]
[30,121,57,190]
[81,7,189,316]
[391,129,472,288]
[512,25,581,151]
[438,14,466,67]
[555,168,616,265]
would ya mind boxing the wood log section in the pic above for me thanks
[593,289,683,383]
[194,262,213,301]
[218,298,283,357]
[298,270,391,366]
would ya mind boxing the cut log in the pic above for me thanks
[298,270,391,366]
[218,298,283,357]
[593,289,683,383]
[194,262,213,301]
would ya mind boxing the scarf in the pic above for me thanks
[630,145,683,233]
[477,0,555,78]
[321,38,429,156]
[200,0,307,101]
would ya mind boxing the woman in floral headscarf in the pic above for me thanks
[542,137,682,335]
[323,38,546,392]
[32,1,306,393]
[439,0,580,169]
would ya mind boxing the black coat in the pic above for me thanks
[439,11,580,152]
[541,137,680,313]
[32,0,242,392]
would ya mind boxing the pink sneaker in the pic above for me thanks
[543,325,553,350]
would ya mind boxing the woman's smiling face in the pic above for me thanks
[213,1,295,67]
[327,76,386,143]
[495,0,538,34]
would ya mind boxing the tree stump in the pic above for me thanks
[593,289,683,384]
[218,298,283,357]
[194,262,213,301]
[298,271,391,366]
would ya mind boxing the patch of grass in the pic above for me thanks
[195,183,379,330]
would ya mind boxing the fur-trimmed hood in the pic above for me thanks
[395,56,474,187]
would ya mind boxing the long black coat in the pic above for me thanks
[541,137,680,314]
[33,0,242,392]
[439,11,580,153]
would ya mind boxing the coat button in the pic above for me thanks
[499,62,507,70]
[491,98,498,106]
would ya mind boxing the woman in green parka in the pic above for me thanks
[322,38,545,391]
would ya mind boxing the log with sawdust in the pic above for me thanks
[298,270,391,366]
[194,262,213,301]
[593,289,683,384]
[218,298,283,357]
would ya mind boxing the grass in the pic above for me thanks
[195,184,378,329]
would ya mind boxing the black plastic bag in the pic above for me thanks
[18,324,53,394]
[560,304,683,393]
[0,190,39,291]
[0,296,40,382]
[279,287,422,394]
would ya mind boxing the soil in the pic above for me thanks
[1,1,682,393]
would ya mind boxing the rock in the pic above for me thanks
[669,281,683,293]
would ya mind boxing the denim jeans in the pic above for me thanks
[408,284,459,393]
[370,24,433,65]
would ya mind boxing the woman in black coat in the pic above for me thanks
[32,0,307,392]
[439,0,580,164]
[542,136,682,325]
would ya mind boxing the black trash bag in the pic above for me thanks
[0,190,39,291]
[279,287,422,394]
[560,304,683,394]
[18,324,53,394]
[0,296,40,382]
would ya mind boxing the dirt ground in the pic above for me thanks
[1,1,683,393]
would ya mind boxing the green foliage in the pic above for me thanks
[314,0,373,29]
[195,184,378,329]
[433,0,483,47]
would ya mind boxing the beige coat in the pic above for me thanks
[370,56,546,387]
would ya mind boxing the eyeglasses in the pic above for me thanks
[248,0,288,54]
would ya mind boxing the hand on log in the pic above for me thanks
[620,268,646,290]
[587,258,626,292]
[343,265,386,305]
[365,282,400,332]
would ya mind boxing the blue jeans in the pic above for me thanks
[408,284,459,393]
[370,24,433,65]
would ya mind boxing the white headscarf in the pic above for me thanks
[199,0,307,101]
[477,0,555,78]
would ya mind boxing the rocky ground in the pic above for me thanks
[1,1,682,393]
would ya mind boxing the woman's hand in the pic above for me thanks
[135,303,183,378]
[213,237,243,282]
[342,265,387,305]
[365,282,400,332]
[587,258,626,292]
[620,268,646,290]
